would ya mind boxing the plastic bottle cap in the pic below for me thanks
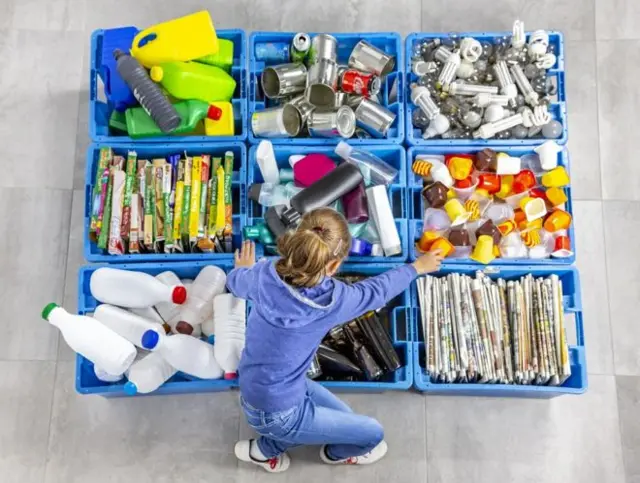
[41,302,59,320]
[207,335,215,345]
[149,66,163,82]
[123,381,138,396]
[141,330,160,350]
[207,105,223,120]
[175,321,194,335]
[172,286,187,304]
[224,372,238,380]
[334,141,353,160]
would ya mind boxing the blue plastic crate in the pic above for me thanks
[248,32,404,145]
[84,142,247,263]
[76,261,413,395]
[407,146,575,265]
[246,144,409,262]
[89,29,248,143]
[411,264,586,397]
[76,261,236,397]
[404,31,568,147]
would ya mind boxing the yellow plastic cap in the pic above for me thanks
[150,66,164,82]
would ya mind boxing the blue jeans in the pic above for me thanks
[240,379,384,460]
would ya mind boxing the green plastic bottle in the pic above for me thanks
[196,39,234,72]
[243,223,275,245]
[149,61,236,103]
[125,100,222,138]
[109,110,128,132]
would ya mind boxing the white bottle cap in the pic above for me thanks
[534,140,562,170]
[334,141,353,161]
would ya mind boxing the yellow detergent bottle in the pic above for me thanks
[150,61,236,103]
[131,11,218,68]
[204,102,235,136]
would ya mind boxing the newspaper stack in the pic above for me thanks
[416,272,571,385]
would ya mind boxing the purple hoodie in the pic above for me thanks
[226,260,416,412]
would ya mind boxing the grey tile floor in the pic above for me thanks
[0,0,637,482]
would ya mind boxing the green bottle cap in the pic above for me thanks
[41,302,59,320]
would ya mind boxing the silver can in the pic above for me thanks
[251,104,302,138]
[348,40,395,77]
[333,92,347,109]
[345,94,365,109]
[261,63,307,99]
[308,34,338,65]
[288,94,316,124]
[354,98,396,136]
[305,58,338,107]
[308,106,356,138]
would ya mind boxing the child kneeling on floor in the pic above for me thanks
[227,207,442,473]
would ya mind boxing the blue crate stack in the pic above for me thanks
[248,32,404,145]
[404,31,567,147]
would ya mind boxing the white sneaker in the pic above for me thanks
[320,440,388,465]
[235,439,290,473]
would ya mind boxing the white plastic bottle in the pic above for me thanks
[93,304,165,348]
[141,330,223,379]
[90,267,187,308]
[94,365,125,383]
[176,266,227,335]
[335,141,398,186]
[213,294,246,379]
[154,271,183,324]
[124,351,177,395]
[42,303,137,376]
[366,185,402,257]
[128,306,166,325]
[256,140,280,184]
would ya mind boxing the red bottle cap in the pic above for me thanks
[172,286,187,304]
[207,105,223,120]
[224,372,238,380]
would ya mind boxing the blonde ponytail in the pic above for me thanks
[275,208,351,288]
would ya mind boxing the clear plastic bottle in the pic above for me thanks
[176,266,227,334]
[335,141,397,186]
[124,351,177,395]
[141,330,223,379]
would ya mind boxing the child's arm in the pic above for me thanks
[335,251,443,321]
[226,240,258,300]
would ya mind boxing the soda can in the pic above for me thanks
[308,106,356,138]
[289,94,316,124]
[255,42,290,63]
[354,98,396,136]
[308,34,338,65]
[251,105,302,138]
[261,63,307,99]
[340,69,381,97]
[305,58,338,107]
[291,32,311,63]
[348,40,395,77]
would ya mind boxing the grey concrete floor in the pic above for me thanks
[0,0,638,482]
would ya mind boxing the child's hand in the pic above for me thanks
[412,250,444,275]
[235,240,255,269]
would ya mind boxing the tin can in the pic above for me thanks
[291,32,311,63]
[340,69,381,97]
[345,94,365,109]
[309,34,338,65]
[348,40,395,77]
[289,94,316,124]
[354,98,396,136]
[333,92,347,109]
[308,106,356,138]
[255,42,291,63]
[261,63,307,99]
[251,105,302,138]
[305,58,338,107]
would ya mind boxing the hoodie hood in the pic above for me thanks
[251,260,338,328]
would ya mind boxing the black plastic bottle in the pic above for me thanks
[114,49,181,133]
[282,162,363,226]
